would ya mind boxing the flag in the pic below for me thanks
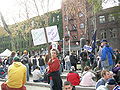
[92,30,97,54]
[0,12,11,34]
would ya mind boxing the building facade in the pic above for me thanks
[61,0,89,51]
[62,0,120,51]
[88,6,120,50]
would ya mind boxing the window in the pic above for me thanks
[64,5,67,12]
[72,35,77,40]
[57,15,60,21]
[89,17,94,25]
[31,20,35,27]
[65,26,68,31]
[22,25,26,30]
[110,28,116,38]
[53,17,55,22]
[80,23,84,29]
[108,14,115,22]
[78,12,84,17]
[117,12,120,19]
[72,24,77,30]
[64,15,67,21]
[99,16,105,23]
[101,30,106,39]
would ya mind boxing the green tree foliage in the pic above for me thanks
[88,0,102,13]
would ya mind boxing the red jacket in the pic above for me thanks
[67,72,80,86]
[47,57,60,73]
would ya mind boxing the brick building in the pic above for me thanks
[61,0,89,51]
[88,6,120,50]
[62,0,120,51]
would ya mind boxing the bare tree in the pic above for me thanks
[0,12,16,50]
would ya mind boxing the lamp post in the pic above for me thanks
[76,42,79,56]
[68,30,71,55]
[63,38,65,58]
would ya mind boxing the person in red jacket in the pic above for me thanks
[47,49,62,90]
[67,66,80,90]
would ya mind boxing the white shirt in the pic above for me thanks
[32,69,42,80]
[80,71,96,86]
[64,55,70,62]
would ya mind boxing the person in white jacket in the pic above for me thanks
[80,66,96,86]
[64,53,71,71]
[32,66,43,82]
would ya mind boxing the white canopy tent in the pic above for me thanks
[0,49,12,57]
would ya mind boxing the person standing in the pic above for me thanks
[100,40,114,71]
[32,55,37,71]
[70,51,78,71]
[64,53,71,71]
[21,50,29,81]
[38,55,45,74]
[8,51,16,65]
[47,49,62,90]
[80,49,88,72]
[1,56,27,90]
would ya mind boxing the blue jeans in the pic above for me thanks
[101,60,113,71]
[65,61,71,70]
[50,80,54,90]
[25,64,29,81]
[40,65,45,74]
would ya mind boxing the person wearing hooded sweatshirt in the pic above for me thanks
[100,40,114,71]
[67,66,80,90]
[1,56,27,90]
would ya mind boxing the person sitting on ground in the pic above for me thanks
[63,81,73,90]
[96,70,111,89]
[0,64,7,79]
[66,66,80,90]
[113,80,120,90]
[1,56,27,90]
[96,78,117,90]
[80,66,96,86]
[32,66,44,82]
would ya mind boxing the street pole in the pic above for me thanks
[63,38,65,58]
[42,21,50,63]
[68,30,71,55]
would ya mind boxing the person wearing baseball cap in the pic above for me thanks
[100,39,114,71]
[96,78,117,90]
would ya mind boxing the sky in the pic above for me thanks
[0,0,62,25]
[0,0,119,25]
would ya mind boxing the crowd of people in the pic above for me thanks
[0,39,119,90]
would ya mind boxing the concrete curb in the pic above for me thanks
[0,79,95,90]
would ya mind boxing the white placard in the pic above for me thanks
[46,25,60,42]
[31,25,60,46]
[83,45,92,52]
[31,28,46,46]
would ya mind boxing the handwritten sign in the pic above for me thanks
[83,45,92,52]
[31,25,60,46]
[46,26,60,42]
[31,28,46,46]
